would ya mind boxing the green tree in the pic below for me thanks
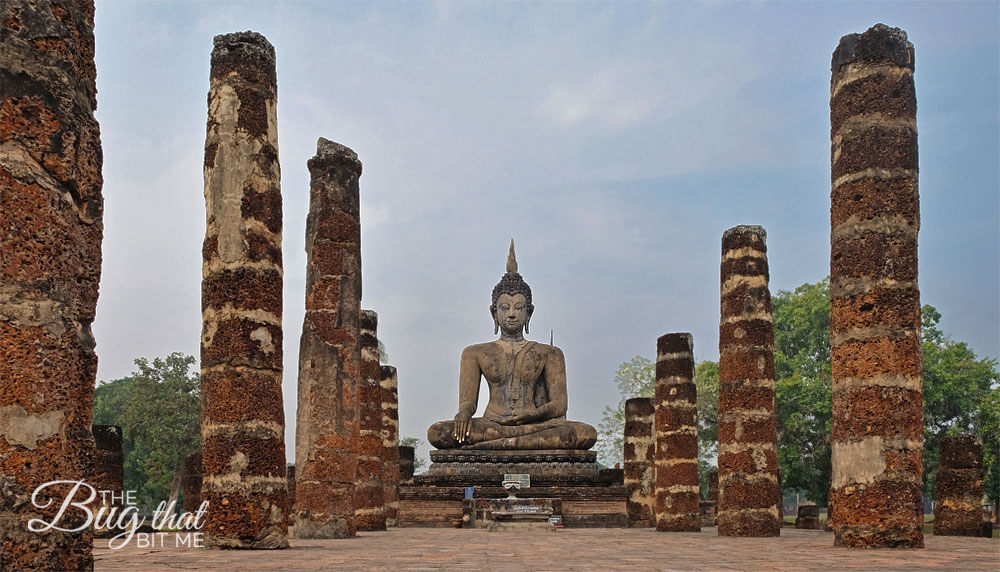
[94,353,201,510]
[694,360,719,490]
[595,356,656,466]
[773,278,833,505]
[399,436,427,474]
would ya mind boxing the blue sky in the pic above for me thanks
[90,1,999,464]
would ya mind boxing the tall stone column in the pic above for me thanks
[200,31,288,549]
[624,397,655,528]
[717,226,780,537]
[294,138,363,539]
[654,334,700,532]
[1,1,103,567]
[933,435,983,537]
[829,24,923,549]
[354,310,385,530]
[381,365,401,526]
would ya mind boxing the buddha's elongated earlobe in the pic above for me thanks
[524,316,530,335]
[494,318,499,335]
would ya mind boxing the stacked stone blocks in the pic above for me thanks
[381,365,401,526]
[200,31,289,549]
[294,138,363,539]
[624,397,656,528]
[1,0,103,567]
[654,333,700,532]
[354,310,385,530]
[829,23,924,549]
[717,226,780,537]
[933,435,984,537]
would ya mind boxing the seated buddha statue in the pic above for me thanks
[427,241,597,451]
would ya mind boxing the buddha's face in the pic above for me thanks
[495,293,529,336]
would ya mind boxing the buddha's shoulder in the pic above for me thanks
[461,341,499,356]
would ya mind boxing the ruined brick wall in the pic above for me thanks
[381,365,401,526]
[624,397,655,528]
[934,435,984,536]
[717,226,780,537]
[354,310,385,530]
[182,452,203,514]
[654,334,700,532]
[200,31,288,549]
[1,1,103,567]
[294,138,362,539]
[829,24,923,549]
[92,425,124,502]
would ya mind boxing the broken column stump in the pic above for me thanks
[654,334,700,532]
[92,425,125,534]
[381,365,401,526]
[294,138,363,539]
[1,0,104,567]
[934,435,984,537]
[796,505,821,530]
[624,397,656,528]
[200,31,288,549]
[182,452,203,514]
[354,310,386,531]
[717,226,780,537]
[829,23,923,549]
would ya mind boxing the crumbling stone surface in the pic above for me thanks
[92,425,124,495]
[1,1,103,567]
[717,226,780,537]
[381,365,401,526]
[399,446,416,482]
[624,397,655,528]
[654,334,700,532]
[182,452,203,514]
[200,31,288,549]
[933,435,984,537]
[354,310,385,531]
[829,23,923,549]
[796,505,821,530]
[294,137,363,539]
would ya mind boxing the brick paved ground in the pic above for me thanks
[94,527,998,571]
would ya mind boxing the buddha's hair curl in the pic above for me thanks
[490,272,534,316]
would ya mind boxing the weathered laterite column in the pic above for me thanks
[829,24,923,549]
[285,465,296,525]
[654,334,700,532]
[354,310,386,530]
[294,138,363,538]
[92,426,125,512]
[201,31,288,549]
[0,1,103,567]
[933,435,984,537]
[381,365,401,526]
[718,226,780,537]
[399,445,415,482]
[182,452,203,514]
[624,397,656,528]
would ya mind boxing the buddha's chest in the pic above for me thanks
[481,346,546,387]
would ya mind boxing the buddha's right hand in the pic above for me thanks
[453,413,472,444]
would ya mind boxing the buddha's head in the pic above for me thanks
[491,240,534,335]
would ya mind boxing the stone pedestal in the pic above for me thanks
[402,450,624,528]
[487,498,557,533]
[427,449,598,483]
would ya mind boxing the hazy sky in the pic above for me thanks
[90,1,1000,464]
